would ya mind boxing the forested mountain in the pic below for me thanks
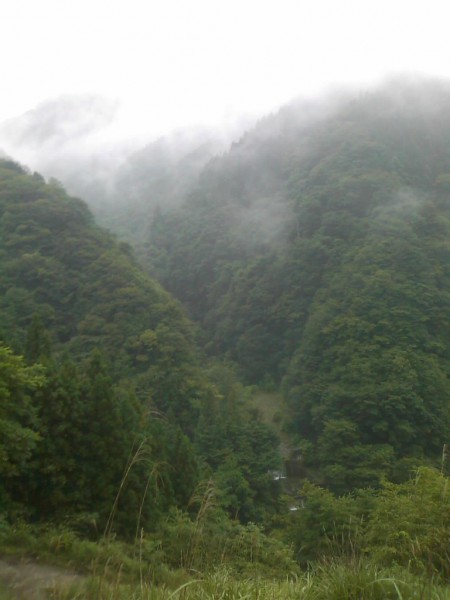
[0,160,196,378]
[0,95,126,210]
[91,127,233,242]
[0,159,280,533]
[1,78,450,598]
[0,98,249,247]
[141,78,450,491]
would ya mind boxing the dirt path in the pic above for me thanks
[0,557,82,599]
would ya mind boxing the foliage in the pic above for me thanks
[54,564,450,600]
[2,471,450,597]
[288,481,369,564]
[152,508,297,577]
[0,159,280,531]
[194,363,281,522]
[366,467,450,577]
[288,467,450,580]
[143,80,450,490]
[0,346,203,534]
[0,344,45,514]
[2,80,450,595]
[0,159,197,386]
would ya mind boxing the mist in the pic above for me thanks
[3,0,450,213]
[0,93,252,229]
[0,95,129,200]
[1,71,449,271]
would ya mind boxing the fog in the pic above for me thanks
[2,0,450,240]
[2,0,450,153]
[0,94,128,193]
[3,0,450,129]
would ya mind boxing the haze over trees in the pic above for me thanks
[142,78,450,490]
[0,159,280,534]
[0,76,449,598]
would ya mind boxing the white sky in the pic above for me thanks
[1,0,450,139]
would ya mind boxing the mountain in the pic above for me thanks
[0,158,280,530]
[0,97,252,246]
[0,94,117,148]
[1,75,449,526]
[140,77,450,490]
[0,159,195,378]
[91,126,234,242]
[0,94,129,212]
[1,79,450,594]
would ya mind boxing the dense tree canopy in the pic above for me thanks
[0,159,280,531]
[142,79,450,490]
[2,79,450,597]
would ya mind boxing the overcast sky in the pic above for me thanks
[2,0,450,141]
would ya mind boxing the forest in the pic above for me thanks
[0,77,449,599]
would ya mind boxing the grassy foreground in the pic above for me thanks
[1,525,450,600]
[52,568,450,600]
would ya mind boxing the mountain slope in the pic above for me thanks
[142,78,450,489]
[0,159,195,371]
[0,158,282,528]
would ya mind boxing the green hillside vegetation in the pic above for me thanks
[87,128,232,244]
[1,465,450,598]
[0,159,281,537]
[1,78,450,598]
[145,78,450,491]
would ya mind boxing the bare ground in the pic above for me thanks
[0,557,82,599]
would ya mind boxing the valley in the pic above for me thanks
[0,77,449,598]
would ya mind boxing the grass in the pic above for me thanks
[2,522,450,599]
[48,563,450,600]
[0,582,14,600]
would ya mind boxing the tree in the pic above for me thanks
[0,344,45,512]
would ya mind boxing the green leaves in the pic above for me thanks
[289,466,450,575]
[140,84,450,496]
[284,204,450,489]
[0,344,45,478]
[366,467,450,576]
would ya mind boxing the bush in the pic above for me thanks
[366,467,450,578]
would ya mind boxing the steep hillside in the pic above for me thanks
[91,127,236,242]
[0,159,197,381]
[0,159,281,531]
[1,86,450,598]
[143,78,450,490]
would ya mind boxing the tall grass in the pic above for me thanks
[2,467,450,598]
[50,562,450,600]
[0,582,15,600]
[2,523,450,599]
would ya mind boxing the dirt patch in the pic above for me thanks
[0,557,82,599]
